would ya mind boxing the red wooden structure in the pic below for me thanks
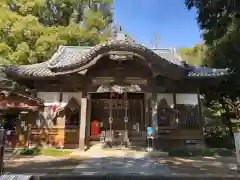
[91,120,100,136]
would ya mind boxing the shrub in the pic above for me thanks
[19,147,41,156]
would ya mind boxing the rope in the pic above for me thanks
[124,90,128,142]
[108,91,113,143]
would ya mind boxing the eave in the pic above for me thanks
[2,40,230,90]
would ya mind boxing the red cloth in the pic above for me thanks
[51,104,57,112]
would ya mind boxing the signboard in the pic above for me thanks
[234,132,240,166]
[92,77,115,85]
[103,99,128,110]
[0,100,37,110]
[147,127,153,137]
[231,119,240,170]
[124,77,148,85]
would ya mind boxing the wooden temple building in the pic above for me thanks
[2,33,230,150]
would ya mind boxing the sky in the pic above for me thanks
[113,0,201,48]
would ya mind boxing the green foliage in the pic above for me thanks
[0,0,112,65]
[178,43,206,66]
[13,147,72,156]
[41,148,72,156]
[185,0,236,46]
[185,0,240,98]
[13,147,41,156]
[204,126,230,138]
[185,0,240,137]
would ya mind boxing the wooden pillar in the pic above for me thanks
[85,93,91,146]
[173,93,178,126]
[173,93,176,108]
[151,93,158,135]
[144,93,149,129]
[79,92,88,151]
[197,88,204,137]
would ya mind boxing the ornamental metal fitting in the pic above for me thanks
[109,116,113,123]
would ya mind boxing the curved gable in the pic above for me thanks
[48,40,185,74]
[3,40,229,82]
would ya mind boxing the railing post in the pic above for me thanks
[0,128,5,174]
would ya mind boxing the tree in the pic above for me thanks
[178,43,206,66]
[0,0,113,65]
[2,0,113,27]
[185,0,240,137]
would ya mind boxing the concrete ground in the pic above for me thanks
[71,157,172,175]
[4,153,82,174]
[158,156,240,176]
[3,150,240,176]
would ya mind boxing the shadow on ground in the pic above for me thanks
[157,156,239,176]
[71,156,172,175]
[4,158,83,174]
[4,156,172,175]
[3,152,240,176]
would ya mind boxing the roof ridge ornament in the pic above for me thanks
[110,24,135,42]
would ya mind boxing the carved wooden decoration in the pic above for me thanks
[157,98,177,128]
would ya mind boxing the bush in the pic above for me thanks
[205,137,234,149]
[216,149,234,156]
[168,149,193,157]
[19,147,41,156]
[204,125,234,149]
[201,149,216,156]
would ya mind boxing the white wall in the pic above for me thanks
[62,92,82,106]
[157,93,174,107]
[38,92,60,106]
[176,93,198,105]
[38,92,82,107]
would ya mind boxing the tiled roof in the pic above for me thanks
[5,62,53,78]
[152,48,183,67]
[48,46,185,69]
[3,40,230,79]
[187,66,229,77]
[47,41,186,72]
[48,46,90,69]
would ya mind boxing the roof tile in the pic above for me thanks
[3,41,230,79]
